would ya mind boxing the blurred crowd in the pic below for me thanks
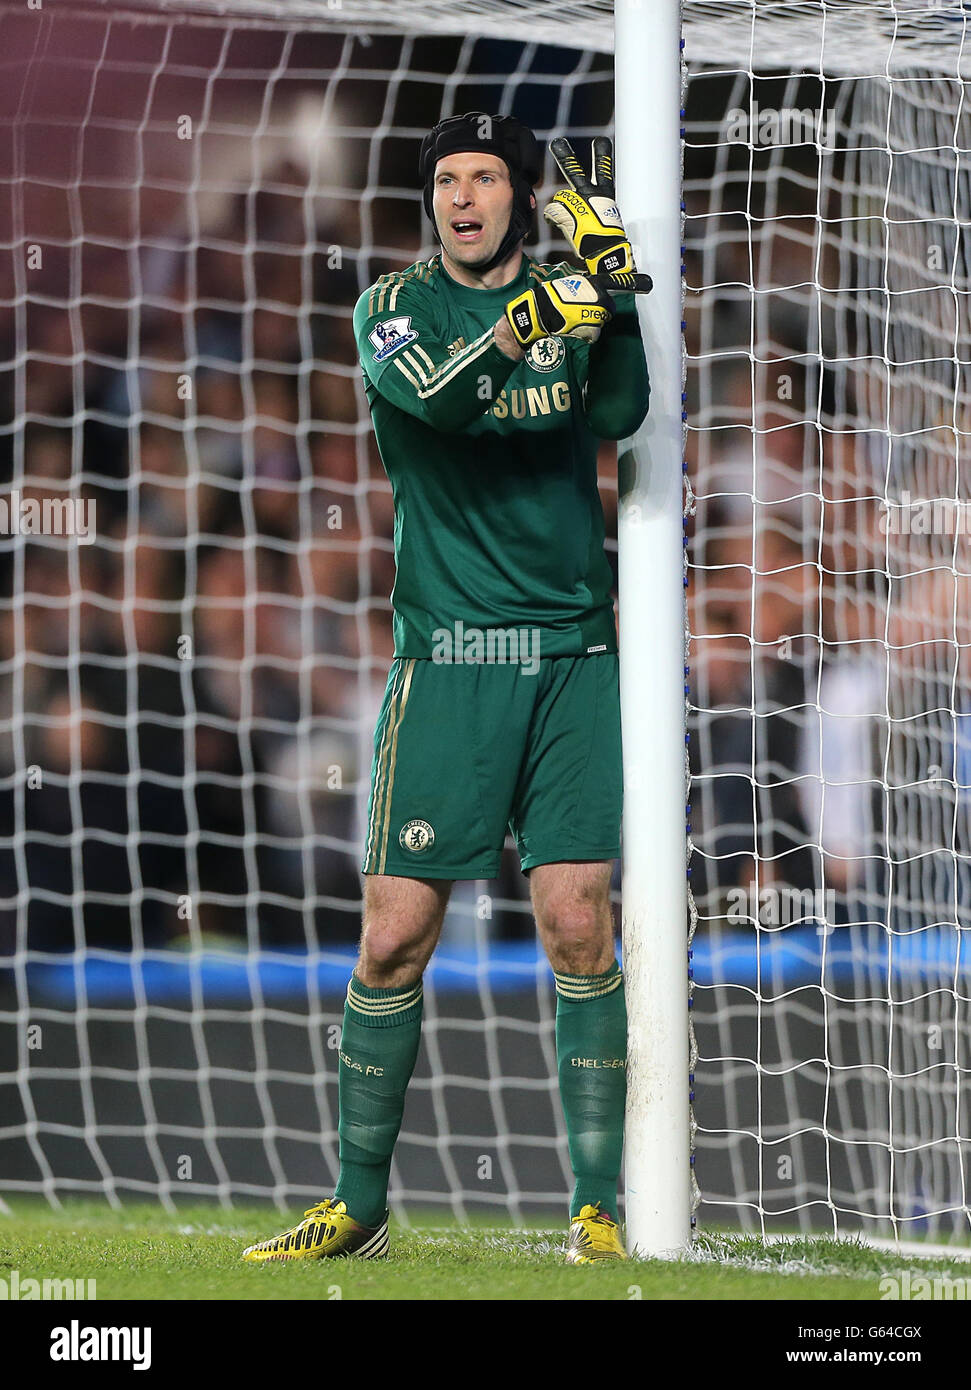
[0,145,626,956]
[685,212,971,932]
[0,168,404,953]
[1,46,967,961]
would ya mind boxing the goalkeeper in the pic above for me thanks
[243,112,651,1265]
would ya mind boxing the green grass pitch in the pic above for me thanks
[1,1201,969,1301]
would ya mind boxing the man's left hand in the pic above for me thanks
[544,136,637,278]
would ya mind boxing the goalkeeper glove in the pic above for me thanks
[504,270,652,348]
[544,136,637,278]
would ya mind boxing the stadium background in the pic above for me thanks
[0,2,967,1235]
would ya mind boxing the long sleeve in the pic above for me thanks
[582,293,651,441]
[353,276,519,434]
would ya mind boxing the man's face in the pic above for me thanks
[432,151,516,268]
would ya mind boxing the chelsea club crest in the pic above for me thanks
[526,336,566,373]
[399,819,435,854]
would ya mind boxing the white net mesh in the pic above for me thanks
[686,42,970,1237]
[64,0,971,72]
[0,0,615,1218]
[0,0,968,1238]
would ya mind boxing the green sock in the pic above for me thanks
[554,960,627,1220]
[333,973,423,1228]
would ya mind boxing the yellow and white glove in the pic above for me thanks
[505,270,652,348]
[544,136,638,278]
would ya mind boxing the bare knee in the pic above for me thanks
[358,923,425,984]
[531,863,617,976]
[538,897,613,974]
[356,875,451,988]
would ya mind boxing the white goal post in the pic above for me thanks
[1,0,970,1253]
[615,0,691,1258]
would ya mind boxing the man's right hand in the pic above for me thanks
[504,270,652,349]
[493,313,526,361]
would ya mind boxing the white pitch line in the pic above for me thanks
[834,1235,971,1264]
[722,1232,971,1265]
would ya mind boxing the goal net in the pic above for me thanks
[686,2,971,1241]
[0,0,968,1241]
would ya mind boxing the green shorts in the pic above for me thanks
[361,654,622,879]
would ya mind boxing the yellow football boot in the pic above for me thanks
[565,1202,628,1264]
[242,1199,389,1263]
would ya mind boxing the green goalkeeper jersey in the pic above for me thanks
[353,252,650,659]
